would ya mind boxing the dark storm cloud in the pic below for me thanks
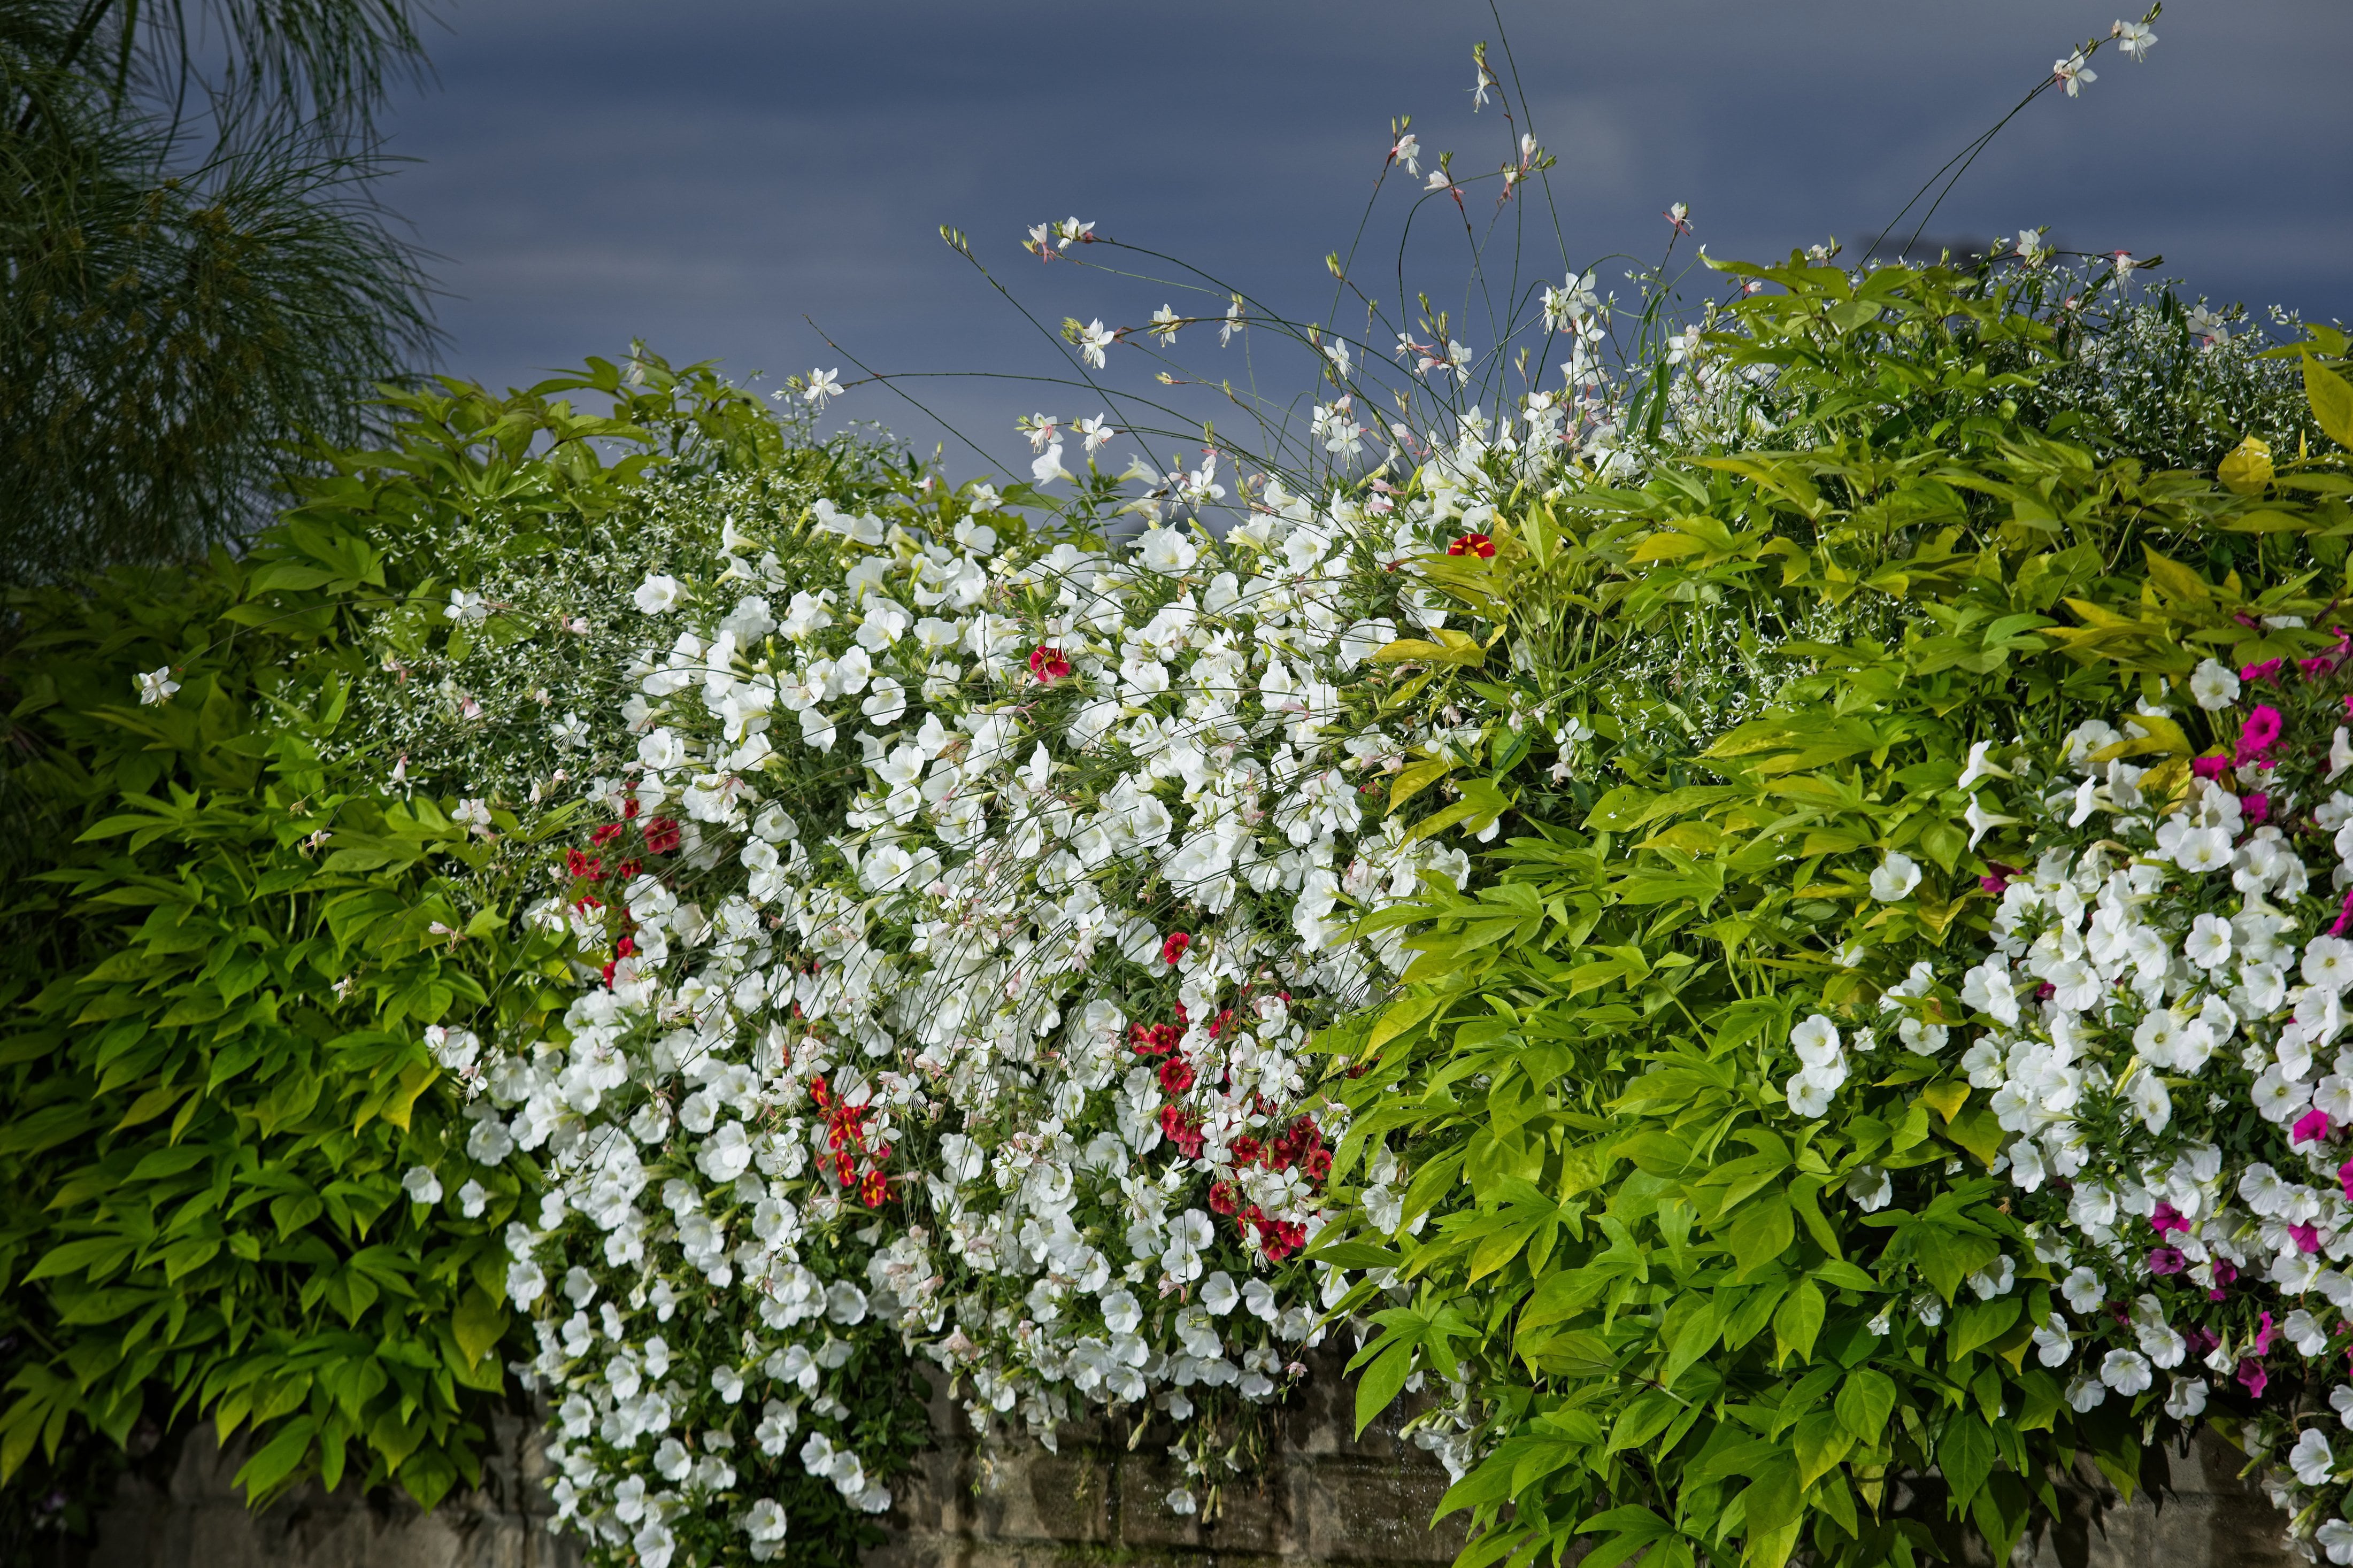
[384,0,2353,477]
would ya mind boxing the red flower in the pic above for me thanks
[1447,533,1496,559]
[565,848,604,879]
[616,936,637,958]
[615,858,643,880]
[1158,1104,1205,1157]
[1162,931,1191,965]
[1229,1136,1263,1167]
[1158,1056,1196,1094]
[835,1152,858,1188]
[591,822,626,847]
[860,1169,889,1206]
[1028,645,1072,682]
[643,816,682,854]
[621,793,641,820]
[1257,1219,1308,1262]
[1208,1181,1239,1216]
[1302,1146,1333,1182]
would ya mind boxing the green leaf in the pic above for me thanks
[1770,1278,1825,1366]
[1833,1368,1897,1445]
[1353,1340,1415,1435]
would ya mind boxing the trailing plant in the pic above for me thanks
[0,354,901,1551]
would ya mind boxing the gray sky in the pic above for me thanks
[383,0,2353,481]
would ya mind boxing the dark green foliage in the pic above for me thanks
[0,0,435,585]
[0,354,937,1568]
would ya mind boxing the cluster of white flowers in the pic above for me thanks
[1779,656,2353,1563]
[451,462,1520,1566]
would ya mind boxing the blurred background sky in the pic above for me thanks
[381,0,2353,482]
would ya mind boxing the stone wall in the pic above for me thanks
[52,1363,2305,1568]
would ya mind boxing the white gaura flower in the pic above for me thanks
[1075,319,1115,369]
[1868,853,1923,902]
[1137,528,1197,575]
[135,667,180,705]
[635,573,685,614]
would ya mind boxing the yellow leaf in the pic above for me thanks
[2218,436,2274,496]
[1920,1080,1969,1124]
[2141,546,2210,604]
[2305,354,2353,451]
[1390,758,1451,812]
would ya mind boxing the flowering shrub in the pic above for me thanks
[472,459,1518,1565]
[1316,266,2353,1568]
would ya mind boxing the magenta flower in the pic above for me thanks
[2237,703,2284,762]
[2292,1224,2324,1255]
[2147,1247,2187,1275]
[2238,1358,2269,1399]
[2244,792,2271,827]
[2331,888,2353,940]
[2191,755,2232,781]
[2296,1108,2333,1146]
[2242,658,2284,685]
[2151,1200,2190,1235]
[2255,1311,2279,1355]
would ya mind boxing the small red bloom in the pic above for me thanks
[599,960,617,984]
[614,858,643,880]
[1229,1136,1263,1167]
[1158,1056,1196,1094]
[1447,533,1496,559]
[860,1169,889,1206]
[565,848,604,879]
[591,822,626,847]
[1208,1181,1239,1216]
[1159,1103,1205,1157]
[616,936,637,958]
[643,816,682,854]
[621,793,641,820]
[1303,1146,1333,1182]
[1162,931,1191,965]
[1028,645,1072,682]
